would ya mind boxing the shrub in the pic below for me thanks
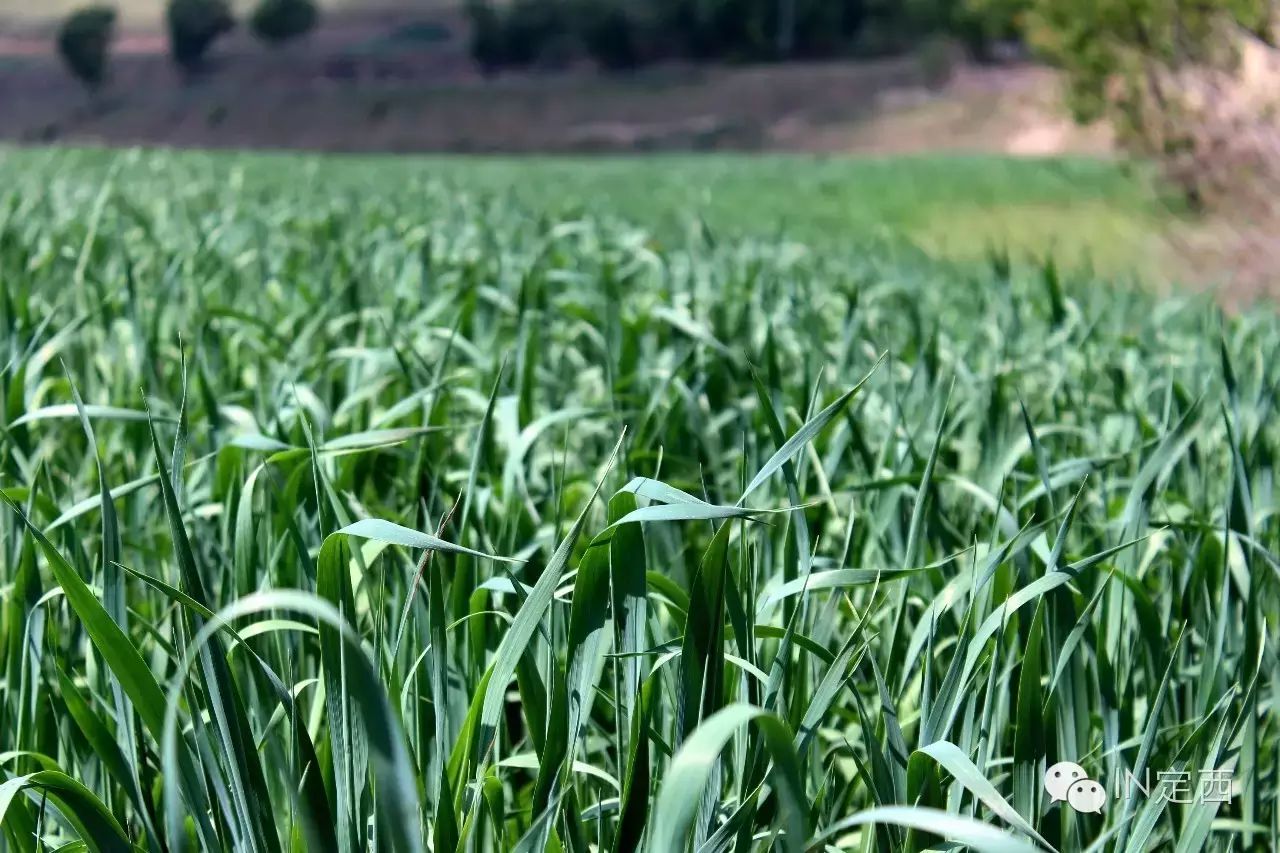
[790,0,867,57]
[56,5,117,90]
[465,0,576,72]
[499,0,572,67]
[579,2,642,70]
[956,0,1029,59]
[465,0,506,73]
[1025,0,1274,204]
[166,0,234,72]
[250,0,318,45]
[650,0,867,62]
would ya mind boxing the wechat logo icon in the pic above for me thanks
[1045,761,1106,813]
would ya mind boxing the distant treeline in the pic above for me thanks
[465,0,1025,72]
[57,0,318,90]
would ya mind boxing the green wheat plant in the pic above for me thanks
[0,150,1276,852]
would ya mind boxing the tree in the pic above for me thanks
[463,0,576,71]
[579,1,642,70]
[465,0,507,73]
[1023,0,1274,203]
[166,0,235,73]
[56,5,117,91]
[955,0,1028,58]
[250,0,319,45]
[497,0,572,67]
[650,0,865,61]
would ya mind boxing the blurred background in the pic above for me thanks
[2,0,1278,303]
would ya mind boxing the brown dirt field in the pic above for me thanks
[0,58,908,152]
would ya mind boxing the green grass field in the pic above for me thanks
[2,148,1168,273]
[0,148,1275,853]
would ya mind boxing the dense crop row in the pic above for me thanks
[0,152,1277,852]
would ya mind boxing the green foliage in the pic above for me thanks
[463,0,575,71]
[955,0,1029,57]
[959,0,1028,37]
[250,0,318,45]
[578,1,642,71]
[55,5,116,90]
[165,0,234,71]
[465,0,870,71]
[465,0,507,73]
[0,149,1276,852]
[651,0,866,60]
[456,0,1090,71]
[501,0,575,67]
[1024,0,1269,140]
